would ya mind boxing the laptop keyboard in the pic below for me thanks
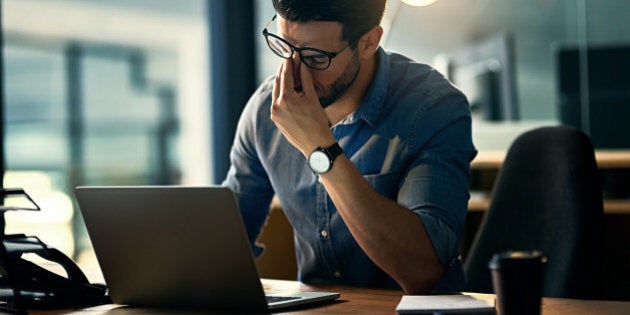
[266,295,302,303]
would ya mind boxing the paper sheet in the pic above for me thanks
[396,294,495,314]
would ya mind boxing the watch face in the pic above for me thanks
[308,150,331,173]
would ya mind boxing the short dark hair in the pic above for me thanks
[272,0,386,48]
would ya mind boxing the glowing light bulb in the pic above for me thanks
[401,0,439,7]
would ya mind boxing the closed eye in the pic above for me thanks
[302,54,329,66]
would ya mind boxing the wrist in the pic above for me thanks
[307,142,343,174]
[302,134,337,157]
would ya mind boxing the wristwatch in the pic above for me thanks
[307,142,343,174]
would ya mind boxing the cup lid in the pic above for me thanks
[488,250,546,270]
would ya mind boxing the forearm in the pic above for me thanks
[318,155,444,294]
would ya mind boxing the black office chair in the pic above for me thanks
[464,126,604,299]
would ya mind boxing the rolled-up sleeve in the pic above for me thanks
[398,90,477,269]
[222,80,276,256]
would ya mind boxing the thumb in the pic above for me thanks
[299,62,318,101]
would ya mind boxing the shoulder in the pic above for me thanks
[381,51,470,139]
[385,51,467,114]
[385,53,470,123]
[238,75,275,129]
[244,75,274,116]
[233,75,278,146]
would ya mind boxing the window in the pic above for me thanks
[2,0,208,263]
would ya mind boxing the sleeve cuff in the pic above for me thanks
[415,212,460,268]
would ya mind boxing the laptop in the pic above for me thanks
[74,186,339,311]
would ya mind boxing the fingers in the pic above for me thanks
[280,58,295,95]
[274,58,319,105]
[272,60,283,101]
[272,59,295,122]
[299,62,317,100]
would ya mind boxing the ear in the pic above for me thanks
[357,25,383,60]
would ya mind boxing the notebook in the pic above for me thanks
[396,294,495,314]
[74,186,339,311]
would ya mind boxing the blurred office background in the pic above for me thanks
[2,0,210,263]
[1,0,629,296]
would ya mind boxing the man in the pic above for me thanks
[223,0,476,294]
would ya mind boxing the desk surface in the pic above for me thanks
[29,279,630,315]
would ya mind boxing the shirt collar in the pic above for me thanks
[350,47,390,128]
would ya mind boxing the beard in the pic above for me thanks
[316,51,361,108]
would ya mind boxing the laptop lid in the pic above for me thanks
[74,186,338,311]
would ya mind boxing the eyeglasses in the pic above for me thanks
[262,15,349,70]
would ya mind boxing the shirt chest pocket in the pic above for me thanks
[362,171,400,201]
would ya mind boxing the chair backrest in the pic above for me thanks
[464,126,604,299]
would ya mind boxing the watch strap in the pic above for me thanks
[322,142,343,162]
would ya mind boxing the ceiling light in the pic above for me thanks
[401,0,439,7]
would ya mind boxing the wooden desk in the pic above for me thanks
[28,279,630,315]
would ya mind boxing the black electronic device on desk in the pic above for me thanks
[556,44,630,148]
[0,188,110,314]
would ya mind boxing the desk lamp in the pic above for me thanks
[0,188,109,314]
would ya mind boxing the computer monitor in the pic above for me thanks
[440,33,519,121]
[556,44,630,148]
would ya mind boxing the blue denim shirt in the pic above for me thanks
[223,47,477,291]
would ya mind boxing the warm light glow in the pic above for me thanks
[401,0,439,7]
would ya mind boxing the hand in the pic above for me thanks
[271,58,336,156]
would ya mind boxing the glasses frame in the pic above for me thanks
[262,15,349,70]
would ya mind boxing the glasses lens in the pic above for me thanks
[300,50,331,70]
[266,35,293,58]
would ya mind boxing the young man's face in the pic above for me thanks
[276,16,361,108]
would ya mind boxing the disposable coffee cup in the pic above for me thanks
[488,250,545,315]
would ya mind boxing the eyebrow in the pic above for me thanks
[278,32,320,49]
[274,17,339,50]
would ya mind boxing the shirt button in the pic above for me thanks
[320,229,328,238]
[334,271,342,278]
